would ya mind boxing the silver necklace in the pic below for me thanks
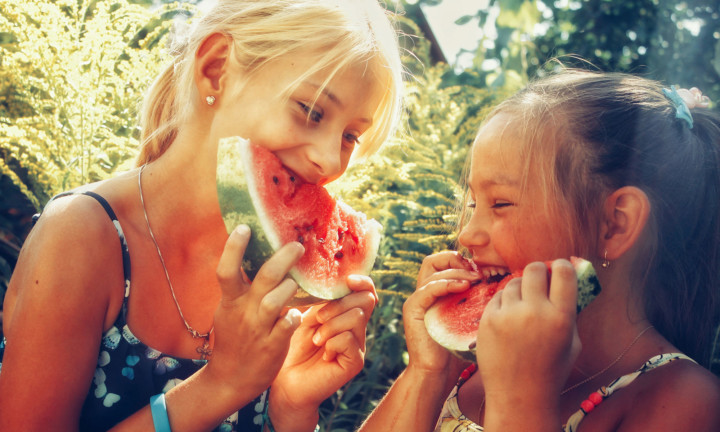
[478,324,654,420]
[559,324,654,395]
[138,164,214,360]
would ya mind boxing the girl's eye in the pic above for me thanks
[343,132,360,149]
[491,200,513,209]
[298,102,323,123]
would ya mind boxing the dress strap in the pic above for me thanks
[34,191,132,301]
[564,353,695,432]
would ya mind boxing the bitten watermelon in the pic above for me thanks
[424,257,601,362]
[216,137,382,306]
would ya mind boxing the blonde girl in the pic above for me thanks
[0,0,403,431]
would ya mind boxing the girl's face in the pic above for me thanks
[212,52,386,186]
[458,113,575,276]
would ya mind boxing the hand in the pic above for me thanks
[206,225,304,404]
[404,251,478,372]
[268,274,378,429]
[476,260,581,410]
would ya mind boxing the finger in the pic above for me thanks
[501,277,522,304]
[216,225,252,300]
[250,241,305,299]
[312,306,367,348]
[548,259,578,315]
[418,268,480,290]
[317,289,375,325]
[418,251,475,282]
[321,331,364,372]
[268,307,303,344]
[257,278,300,328]
[521,261,551,303]
[407,279,471,313]
[346,274,379,304]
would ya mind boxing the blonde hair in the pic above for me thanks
[137,0,404,165]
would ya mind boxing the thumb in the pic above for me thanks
[216,224,252,300]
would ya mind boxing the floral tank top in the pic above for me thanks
[434,353,695,432]
[0,191,264,431]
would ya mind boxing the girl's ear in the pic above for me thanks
[194,33,232,99]
[600,186,651,261]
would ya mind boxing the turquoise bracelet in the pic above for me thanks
[150,393,172,432]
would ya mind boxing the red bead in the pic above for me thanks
[459,364,476,380]
[588,392,603,405]
[581,399,595,413]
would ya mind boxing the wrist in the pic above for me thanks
[266,387,319,432]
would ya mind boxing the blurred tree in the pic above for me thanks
[428,0,720,101]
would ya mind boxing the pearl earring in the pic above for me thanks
[206,95,216,106]
[601,250,611,269]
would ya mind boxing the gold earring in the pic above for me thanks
[601,250,610,269]
[206,95,216,106]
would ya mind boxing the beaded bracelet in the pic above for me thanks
[150,393,172,432]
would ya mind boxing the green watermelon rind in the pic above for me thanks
[424,258,602,363]
[216,136,381,306]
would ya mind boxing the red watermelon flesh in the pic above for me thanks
[424,257,600,362]
[217,137,382,305]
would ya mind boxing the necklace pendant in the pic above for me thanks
[197,339,213,361]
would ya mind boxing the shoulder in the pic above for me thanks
[3,190,128,334]
[619,357,720,431]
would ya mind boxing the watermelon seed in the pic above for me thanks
[272,176,279,184]
[318,238,325,243]
[290,176,295,182]
[297,235,304,244]
[457,297,467,305]
[335,251,344,259]
[468,341,476,350]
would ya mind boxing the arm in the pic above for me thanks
[358,251,476,432]
[0,199,303,431]
[0,197,128,430]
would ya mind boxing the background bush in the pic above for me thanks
[1,0,719,430]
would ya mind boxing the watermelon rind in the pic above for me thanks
[424,258,602,363]
[216,136,381,306]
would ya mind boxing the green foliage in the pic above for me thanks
[449,0,720,102]
[0,0,189,303]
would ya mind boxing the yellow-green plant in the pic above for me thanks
[0,0,189,208]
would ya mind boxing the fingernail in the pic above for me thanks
[285,308,302,327]
[312,331,322,346]
[233,225,250,236]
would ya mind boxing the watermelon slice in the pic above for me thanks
[216,137,382,306]
[424,257,601,362]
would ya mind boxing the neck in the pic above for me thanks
[573,269,654,379]
[139,129,226,245]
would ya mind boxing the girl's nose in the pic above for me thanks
[457,213,490,249]
[306,137,343,181]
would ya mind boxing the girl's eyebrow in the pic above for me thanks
[468,173,519,189]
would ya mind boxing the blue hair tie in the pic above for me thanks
[662,85,693,129]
